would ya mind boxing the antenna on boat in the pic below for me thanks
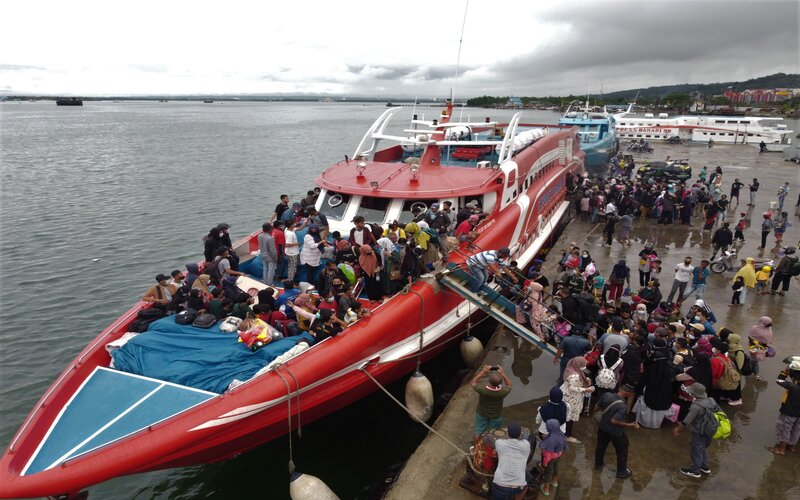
[450,0,470,106]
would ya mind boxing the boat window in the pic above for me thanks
[398,199,438,224]
[319,191,351,221]
[357,196,391,223]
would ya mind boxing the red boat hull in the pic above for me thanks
[0,124,583,498]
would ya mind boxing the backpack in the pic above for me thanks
[735,218,747,231]
[734,349,754,376]
[596,356,622,389]
[176,308,200,325]
[129,307,167,333]
[717,356,742,390]
[192,313,218,329]
[205,256,224,282]
[712,411,731,440]
[789,259,800,277]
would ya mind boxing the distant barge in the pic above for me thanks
[56,98,83,106]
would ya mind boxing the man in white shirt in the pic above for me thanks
[283,221,301,282]
[492,422,530,499]
[605,200,617,217]
[666,257,694,303]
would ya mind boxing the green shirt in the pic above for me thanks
[474,384,511,419]
[231,303,252,320]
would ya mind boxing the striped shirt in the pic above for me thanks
[467,250,502,269]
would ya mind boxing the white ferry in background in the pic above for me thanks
[615,113,793,145]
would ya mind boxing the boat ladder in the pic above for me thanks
[435,268,558,357]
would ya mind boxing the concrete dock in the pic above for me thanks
[387,142,800,499]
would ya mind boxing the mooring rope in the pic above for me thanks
[359,367,494,478]
[273,368,295,474]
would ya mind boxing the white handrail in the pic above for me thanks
[352,107,402,160]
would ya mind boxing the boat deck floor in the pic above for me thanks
[23,367,215,475]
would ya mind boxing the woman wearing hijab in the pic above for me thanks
[535,387,569,438]
[560,357,595,444]
[748,316,773,378]
[539,419,567,497]
[636,341,675,428]
[732,257,757,305]
[521,282,548,340]
[607,260,631,306]
[190,274,213,304]
[724,334,746,405]
[358,244,384,302]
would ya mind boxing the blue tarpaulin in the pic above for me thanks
[111,316,314,393]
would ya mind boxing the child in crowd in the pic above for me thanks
[539,419,567,497]
[731,276,744,307]
[754,265,771,295]
[650,260,662,282]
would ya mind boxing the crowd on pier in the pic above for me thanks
[468,162,800,498]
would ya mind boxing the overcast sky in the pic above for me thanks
[2,0,797,97]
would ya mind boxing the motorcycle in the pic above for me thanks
[667,136,682,144]
[710,249,738,273]
[711,248,774,274]
[627,142,654,153]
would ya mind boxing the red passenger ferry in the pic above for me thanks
[0,102,583,498]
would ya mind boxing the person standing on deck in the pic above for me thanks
[258,223,278,286]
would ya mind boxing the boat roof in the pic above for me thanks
[316,159,501,198]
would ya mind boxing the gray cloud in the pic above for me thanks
[480,1,799,96]
[340,1,798,97]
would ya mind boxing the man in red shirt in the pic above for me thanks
[272,221,287,279]
[455,214,480,248]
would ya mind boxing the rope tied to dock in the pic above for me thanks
[359,366,495,478]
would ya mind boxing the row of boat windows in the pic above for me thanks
[621,132,759,138]
[318,192,489,224]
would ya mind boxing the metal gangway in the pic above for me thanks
[435,266,559,357]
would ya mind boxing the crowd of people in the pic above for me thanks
[140,189,489,345]
[468,162,799,498]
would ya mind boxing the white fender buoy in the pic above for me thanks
[289,471,340,500]
[404,370,434,423]
[460,335,483,368]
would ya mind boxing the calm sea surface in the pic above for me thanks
[0,101,543,499]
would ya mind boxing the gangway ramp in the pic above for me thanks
[436,268,558,357]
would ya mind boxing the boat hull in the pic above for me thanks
[0,123,583,499]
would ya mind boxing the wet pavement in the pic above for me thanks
[388,143,800,499]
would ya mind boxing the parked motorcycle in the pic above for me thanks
[627,142,654,153]
[711,248,774,273]
[710,249,738,273]
[667,136,682,144]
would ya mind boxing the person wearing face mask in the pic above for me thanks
[317,289,339,314]
[666,257,694,304]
